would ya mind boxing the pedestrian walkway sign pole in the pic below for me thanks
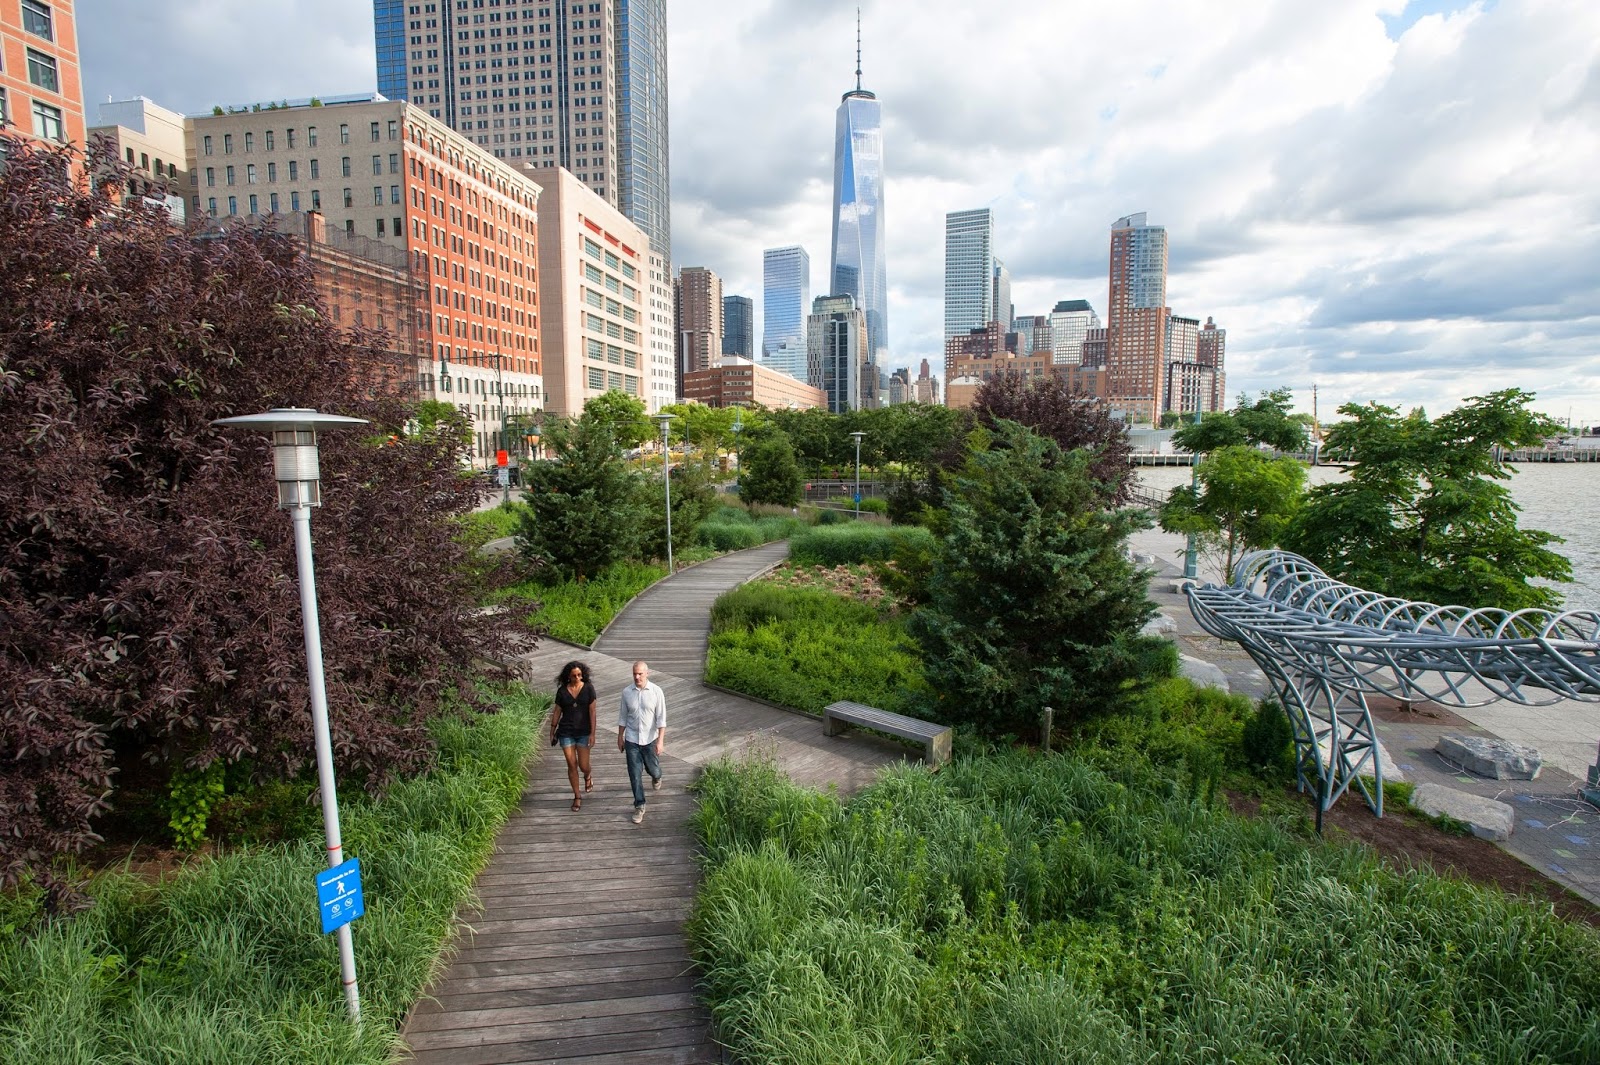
[657,412,676,572]
[213,408,367,1022]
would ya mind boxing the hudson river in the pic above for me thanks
[1133,462,1600,613]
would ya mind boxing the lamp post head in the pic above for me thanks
[849,430,866,442]
[213,407,368,509]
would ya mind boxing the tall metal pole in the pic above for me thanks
[495,352,510,506]
[290,504,360,1021]
[849,430,865,519]
[1184,409,1201,580]
[658,414,676,572]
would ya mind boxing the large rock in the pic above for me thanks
[1436,734,1542,780]
[1141,613,1178,637]
[1178,653,1229,693]
[1410,783,1515,841]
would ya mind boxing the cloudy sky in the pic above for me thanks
[79,0,1600,423]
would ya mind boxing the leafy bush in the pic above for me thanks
[697,521,764,552]
[0,686,547,1064]
[688,752,1600,1064]
[789,524,935,567]
[707,582,926,715]
[1240,699,1296,778]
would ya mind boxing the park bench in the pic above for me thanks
[823,700,952,766]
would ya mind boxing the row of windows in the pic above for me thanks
[0,86,66,142]
[202,155,402,185]
[201,121,401,156]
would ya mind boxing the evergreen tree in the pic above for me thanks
[517,417,647,579]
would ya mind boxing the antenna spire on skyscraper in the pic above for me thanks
[855,8,863,92]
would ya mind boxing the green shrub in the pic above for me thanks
[858,497,888,515]
[789,524,935,567]
[166,763,227,851]
[697,521,763,551]
[708,504,754,525]
[1240,699,1296,778]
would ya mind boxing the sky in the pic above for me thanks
[77,0,1600,424]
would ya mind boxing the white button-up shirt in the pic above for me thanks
[618,681,667,745]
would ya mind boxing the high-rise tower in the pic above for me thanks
[944,208,994,339]
[828,15,888,370]
[1105,212,1170,424]
[762,245,810,355]
[373,0,670,261]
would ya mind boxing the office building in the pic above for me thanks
[1012,314,1051,356]
[373,0,671,262]
[913,357,940,405]
[992,259,1012,332]
[4,0,84,154]
[187,96,545,466]
[828,28,888,369]
[528,165,652,417]
[944,207,994,348]
[88,97,187,217]
[888,367,909,405]
[807,294,867,413]
[762,338,808,384]
[1049,299,1100,365]
[722,294,753,358]
[682,356,827,411]
[1105,212,1170,423]
[761,244,810,357]
[674,265,722,394]
[1197,316,1227,413]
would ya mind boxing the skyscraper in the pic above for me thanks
[992,259,1012,332]
[762,245,811,357]
[807,294,867,413]
[944,207,994,382]
[675,266,723,394]
[1049,299,1101,365]
[1198,317,1227,414]
[722,295,753,358]
[1105,212,1170,424]
[829,22,888,369]
[373,0,670,260]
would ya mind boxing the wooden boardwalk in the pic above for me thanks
[402,545,907,1063]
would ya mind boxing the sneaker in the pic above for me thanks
[631,806,645,824]
[652,775,662,791]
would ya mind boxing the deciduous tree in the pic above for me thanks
[737,427,803,507]
[1159,445,1306,582]
[969,370,1133,505]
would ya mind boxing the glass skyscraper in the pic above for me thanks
[723,295,754,358]
[829,67,887,367]
[944,207,994,340]
[616,0,671,261]
[762,245,811,359]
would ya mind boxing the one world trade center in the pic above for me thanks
[829,28,888,372]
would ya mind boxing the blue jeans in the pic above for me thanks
[624,741,661,808]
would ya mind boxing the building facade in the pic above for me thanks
[829,64,887,370]
[992,259,1011,333]
[913,357,940,405]
[88,96,187,216]
[1049,298,1100,365]
[1011,314,1050,356]
[721,293,752,358]
[807,293,867,414]
[528,164,651,417]
[681,356,827,411]
[187,97,545,466]
[943,207,994,346]
[674,265,722,394]
[2,0,84,154]
[1197,316,1227,414]
[761,244,810,358]
[1106,212,1170,424]
[373,0,670,261]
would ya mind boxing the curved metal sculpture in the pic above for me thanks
[1185,551,1600,817]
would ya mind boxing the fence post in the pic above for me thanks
[1040,706,1054,752]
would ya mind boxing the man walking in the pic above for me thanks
[617,660,667,824]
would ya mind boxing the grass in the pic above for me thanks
[0,685,549,1064]
[706,579,925,715]
[454,500,523,545]
[788,523,934,567]
[687,750,1600,1064]
[505,558,667,644]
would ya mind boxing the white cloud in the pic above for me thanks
[76,0,1600,422]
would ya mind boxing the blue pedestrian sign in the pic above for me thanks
[854,492,861,504]
[316,858,365,934]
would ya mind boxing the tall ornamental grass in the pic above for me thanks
[697,506,806,552]
[0,688,548,1065]
[788,523,934,567]
[687,751,1600,1064]
[506,559,665,644]
[706,582,925,715]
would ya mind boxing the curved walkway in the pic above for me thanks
[402,544,907,1064]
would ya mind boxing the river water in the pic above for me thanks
[1132,463,1600,613]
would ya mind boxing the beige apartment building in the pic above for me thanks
[527,164,649,417]
[88,96,187,214]
[186,95,545,466]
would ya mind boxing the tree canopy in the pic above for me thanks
[1159,446,1306,582]
[970,370,1134,504]
[0,138,516,884]
[736,426,803,507]
[1280,389,1571,610]
[580,389,654,449]
[517,415,649,580]
[1173,388,1310,455]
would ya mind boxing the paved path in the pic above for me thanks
[402,545,904,1064]
[1132,526,1600,907]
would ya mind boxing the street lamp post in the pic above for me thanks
[1183,409,1202,580]
[212,407,367,1022]
[730,407,743,495]
[657,412,677,572]
[849,430,866,519]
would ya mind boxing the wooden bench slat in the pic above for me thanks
[823,701,952,765]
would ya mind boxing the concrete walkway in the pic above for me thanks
[402,544,905,1063]
[1131,525,1600,906]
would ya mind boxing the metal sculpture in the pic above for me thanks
[1184,550,1600,818]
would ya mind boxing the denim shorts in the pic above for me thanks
[557,735,591,749]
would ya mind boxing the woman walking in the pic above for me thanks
[550,660,598,810]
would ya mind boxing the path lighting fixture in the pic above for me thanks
[730,407,743,494]
[657,412,677,572]
[849,430,866,519]
[212,407,367,1021]
[1184,409,1202,580]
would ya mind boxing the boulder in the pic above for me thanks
[1178,653,1229,693]
[1410,783,1515,841]
[1141,614,1178,637]
[1436,734,1542,780]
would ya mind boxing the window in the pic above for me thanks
[288,160,298,180]
[225,165,235,185]
[266,162,276,181]
[307,126,318,146]
[203,135,214,156]
[393,216,402,235]
[22,0,53,40]
[373,186,383,206]
[244,131,254,152]
[248,194,258,214]
[388,119,399,140]
[311,189,321,209]
[26,49,58,92]
[376,218,386,236]
[343,188,353,208]
[370,121,380,141]
[205,167,215,186]
[287,129,297,149]
[140,152,149,170]
[388,152,399,173]
[208,197,217,216]
[341,157,351,176]
[345,219,355,236]
[265,130,275,151]
[372,154,382,174]
[269,192,279,212]
[246,164,257,183]
[339,123,350,143]
[227,195,238,216]
[291,191,301,211]
[310,159,320,179]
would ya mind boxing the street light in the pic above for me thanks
[212,407,367,1022]
[730,407,743,495]
[849,430,866,519]
[1183,409,1202,580]
[656,412,677,572]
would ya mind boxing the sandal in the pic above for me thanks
[571,796,582,811]
[584,773,593,793]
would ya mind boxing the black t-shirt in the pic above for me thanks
[553,681,597,737]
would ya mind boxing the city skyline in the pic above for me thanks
[77,0,1600,421]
